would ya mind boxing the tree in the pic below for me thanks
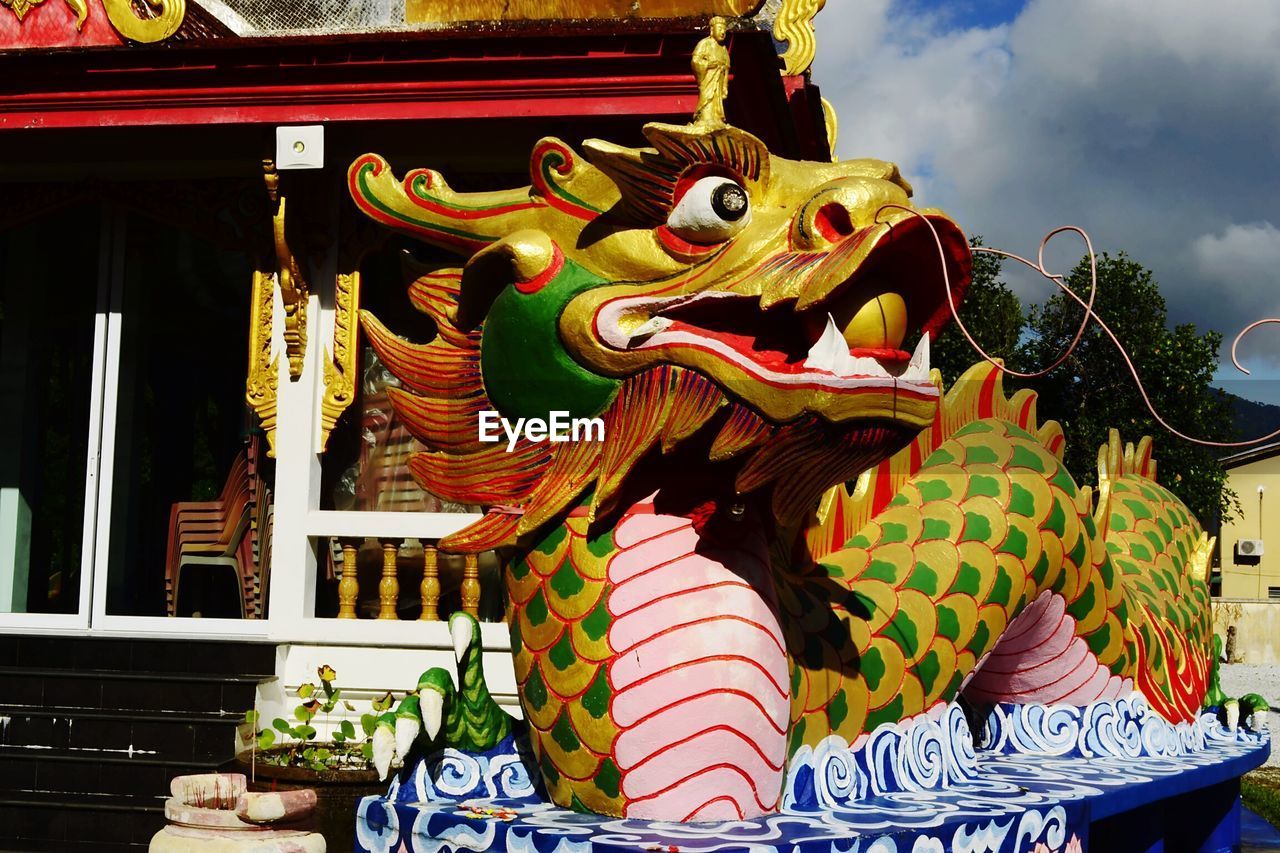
[932,238,1027,386]
[1022,252,1237,526]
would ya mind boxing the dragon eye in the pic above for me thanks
[665,176,752,244]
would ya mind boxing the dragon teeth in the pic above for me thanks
[628,316,673,345]
[902,332,930,382]
[802,314,893,379]
[802,314,851,373]
[804,314,931,381]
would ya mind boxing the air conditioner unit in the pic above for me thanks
[1238,539,1265,558]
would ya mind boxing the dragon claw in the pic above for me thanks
[419,686,445,741]
[372,719,396,781]
[395,716,421,760]
[449,612,475,665]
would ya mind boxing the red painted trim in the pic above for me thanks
[0,29,829,172]
[1,84,699,129]
[0,33,718,130]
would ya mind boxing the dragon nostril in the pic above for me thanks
[814,203,856,242]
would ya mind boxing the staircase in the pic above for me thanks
[0,634,275,852]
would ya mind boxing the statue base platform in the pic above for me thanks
[355,725,1268,852]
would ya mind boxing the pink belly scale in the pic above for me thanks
[605,502,790,822]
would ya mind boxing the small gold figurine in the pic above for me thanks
[691,16,730,128]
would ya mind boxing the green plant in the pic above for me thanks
[246,665,397,772]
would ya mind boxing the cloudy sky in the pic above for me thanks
[811,0,1280,405]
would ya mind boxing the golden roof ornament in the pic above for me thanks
[1,0,183,41]
[578,27,773,227]
[691,16,731,129]
[774,0,826,76]
[404,1,763,25]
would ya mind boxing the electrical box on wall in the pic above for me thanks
[275,125,325,170]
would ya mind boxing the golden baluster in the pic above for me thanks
[461,552,481,617]
[378,539,401,620]
[420,544,441,622]
[337,539,359,620]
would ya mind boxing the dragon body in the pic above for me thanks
[348,47,1216,821]
[494,370,1214,820]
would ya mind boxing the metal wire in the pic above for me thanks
[874,203,1280,449]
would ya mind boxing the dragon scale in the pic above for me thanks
[502,366,1213,818]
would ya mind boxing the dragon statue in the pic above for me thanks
[346,31,1225,825]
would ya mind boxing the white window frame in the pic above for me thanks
[0,194,511,653]
[0,206,115,631]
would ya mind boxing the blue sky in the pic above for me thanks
[904,0,1028,30]
[812,0,1280,408]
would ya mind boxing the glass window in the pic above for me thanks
[321,239,478,514]
[104,207,270,618]
[0,205,99,614]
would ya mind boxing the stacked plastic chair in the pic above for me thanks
[164,437,270,618]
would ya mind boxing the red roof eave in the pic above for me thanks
[0,30,713,130]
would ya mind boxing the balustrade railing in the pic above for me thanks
[331,538,484,621]
[305,511,498,626]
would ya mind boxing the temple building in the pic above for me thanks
[0,1,831,848]
[1219,441,1280,601]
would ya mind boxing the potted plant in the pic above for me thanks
[238,665,394,851]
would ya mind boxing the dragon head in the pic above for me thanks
[349,107,970,549]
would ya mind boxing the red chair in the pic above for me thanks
[165,437,270,618]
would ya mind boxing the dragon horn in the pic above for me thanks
[348,154,536,257]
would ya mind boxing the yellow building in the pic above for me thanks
[1219,441,1280,599]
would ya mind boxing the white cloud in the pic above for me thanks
[811,0,1280,399]
[1191,222,1280,295]
[1192,221,1280,372]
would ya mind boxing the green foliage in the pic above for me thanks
[248,665,389,773]
[1022,252,1238,525]
[936,241,1237,524]
[334,719,356,744]
[932,238,1027,385]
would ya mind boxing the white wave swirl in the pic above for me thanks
[976,693,1264,760]
[786,703,979,806]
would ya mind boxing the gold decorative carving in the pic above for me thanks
[692,17,731,128]
[321,270,360,451]
[2,0,83,26]
[774,0,826,76]
[822,96,839,161]
[2,0,48,24]
[245,269,280,458]
[264,160,309,381]
[62,0,84,26]
[405,0,761,25]
[102,0,185,43]
[320,219,383,452]
[1,0,182,39]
